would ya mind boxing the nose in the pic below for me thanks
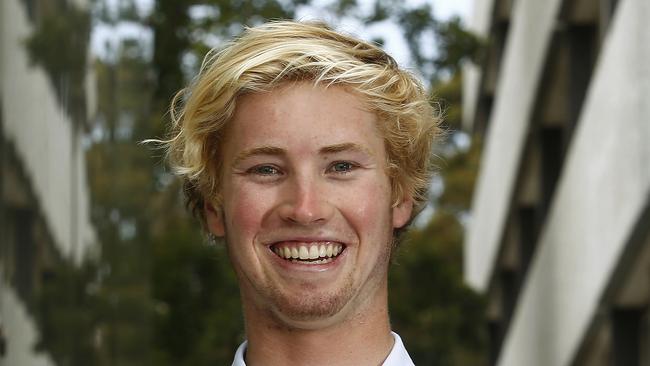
[277,174,334,225]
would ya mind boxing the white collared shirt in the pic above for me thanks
[231,331,415,366]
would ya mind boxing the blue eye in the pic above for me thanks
[330,161,355,173]
[250,165,280,175]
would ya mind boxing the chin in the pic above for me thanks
[266,283,356,329]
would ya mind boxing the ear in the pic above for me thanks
[204,201,225,237]
[392,196,414,229]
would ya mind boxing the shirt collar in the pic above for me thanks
[231,331,415,366]
[383,332,415,366]
[231,339,247,366]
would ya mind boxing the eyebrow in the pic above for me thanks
[319,142,373,156]
[232,146,285,167]
[232,142,374,167]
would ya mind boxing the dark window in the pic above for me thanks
[540,127,564,218]
[488,320,502,366]
[568,25,597,134]
[476,95,494,136]
[518,206,538,276]
[612,307,646,366]
[13,208,36,301]
[500,270,518,335]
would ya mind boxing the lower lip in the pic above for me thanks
[268,246,347,273]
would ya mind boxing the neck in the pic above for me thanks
[242,285,393,366]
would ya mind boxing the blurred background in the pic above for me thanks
[0,0,647,365]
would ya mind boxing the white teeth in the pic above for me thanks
[299,246,309,260]
[273,243,345,262]
[309,245,319,259]
[312,258,333,264]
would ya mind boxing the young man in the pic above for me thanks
[162,21,440,365]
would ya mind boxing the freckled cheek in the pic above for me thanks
[333,179,393,230]
[223,183,278,240]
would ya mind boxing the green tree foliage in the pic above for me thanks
[86,38,157,366]
[389,137,485,365]
[390,212,485,365]
[150,207,243,365]
[34,256,101,365]
[386,14,487,366]
[388,67,486,365]
[433,16,483,77]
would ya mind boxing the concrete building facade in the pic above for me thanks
[463,0,649,364]
[0,0,97,364]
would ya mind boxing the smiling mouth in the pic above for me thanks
[271,242,345,264]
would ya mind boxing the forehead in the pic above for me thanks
[222,82,384,155]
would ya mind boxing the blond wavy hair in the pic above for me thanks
[159,20,441,227]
